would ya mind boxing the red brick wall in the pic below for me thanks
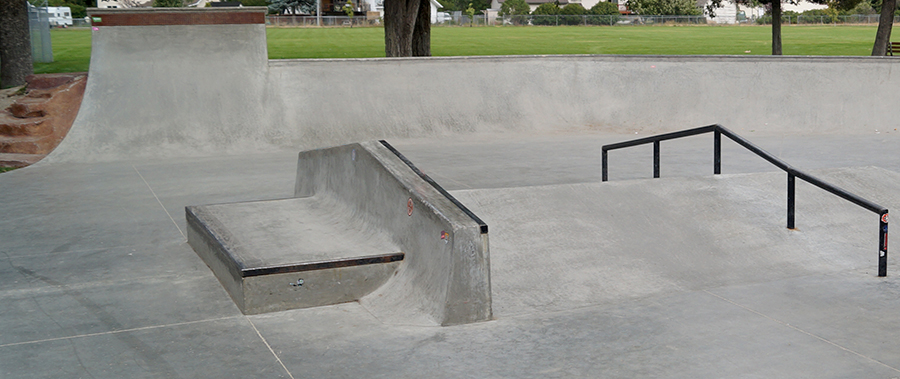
[88,9,265,26]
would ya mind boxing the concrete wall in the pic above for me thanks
[267,55,900,144]
[47,7,900,162]
[294,141,492,326]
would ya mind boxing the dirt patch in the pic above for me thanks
[0,73,88,167]
[0,86,27,112]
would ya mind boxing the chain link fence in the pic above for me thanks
[267,15,379,27]
[266,13,896,27]
[755,14,900,24]
[28,1,53,63]
[518,14,707,26]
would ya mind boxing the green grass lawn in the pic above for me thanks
[35,24,881,74]
[33,29,93,74]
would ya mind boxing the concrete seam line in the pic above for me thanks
[246,317,296,379]
[133,165,186,240]
[0,315,242,349]
[703,289,900,374]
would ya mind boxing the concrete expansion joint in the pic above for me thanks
[704,289,900,374]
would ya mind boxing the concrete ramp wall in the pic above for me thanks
[267,55,900,142]
[295,141,492,326]
[47,7,900,162]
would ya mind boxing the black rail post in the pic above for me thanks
[879,211,888,277]
[602,149,608,182]
[714,129,721,175]
[653,141,660,178]
[787,173,796,229]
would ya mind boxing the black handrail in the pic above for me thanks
[602,124,889,277]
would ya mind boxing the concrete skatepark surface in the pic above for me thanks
[4,132,900,378]
[4,6,900,378]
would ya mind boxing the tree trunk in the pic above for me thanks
[0,0,34,88]
[412,0,431,56]
[872,0,895,55]
[771,0,782,55]
[384,0,420,57]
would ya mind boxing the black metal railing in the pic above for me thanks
[601,124,889,276]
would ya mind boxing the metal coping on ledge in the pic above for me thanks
[241,253,405,277]
[379,140,489,234]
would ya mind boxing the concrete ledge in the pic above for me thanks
[186,197,404,315]
[295,141,492,326]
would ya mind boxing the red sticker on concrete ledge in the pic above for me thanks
[407,198,414,216]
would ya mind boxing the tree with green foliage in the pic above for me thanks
[268,0,315,14]
[0,0,33,88]
[800,8,838,22]
[844,0,876,14]
[30,0,89,18]
[62,2,85,18]
[559,3,586,24]
[343,1,354,16]
[153,0,184,6]
[868,0,900,14]
[499,0,530,15]
[465,2,476,24]
[532,2,559,14]
[29,0,86,18]
[560,3,586,13]
[591,1,619,14]
[627,0,701,15]
[589,1,620,25]
[436,0,490,12]
[708,0,862,55]
[342,0,355,26]
[531,2,559,24]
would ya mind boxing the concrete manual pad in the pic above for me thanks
[451,166,900,317]
[186,196,403,315]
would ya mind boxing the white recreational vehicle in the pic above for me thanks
[26,4,74,27]
[46,6,73,26]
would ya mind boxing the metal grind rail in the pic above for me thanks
[601,124,889,277]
